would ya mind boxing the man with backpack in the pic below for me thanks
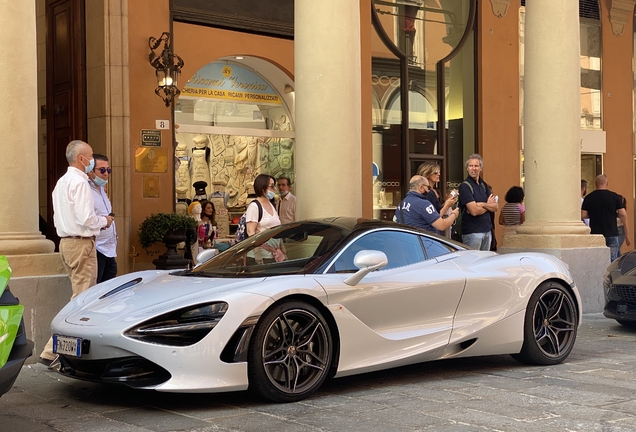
[458,153,498,250]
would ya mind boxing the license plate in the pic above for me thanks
[53,335,82,357]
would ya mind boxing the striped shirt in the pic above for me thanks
[501,203,525,226]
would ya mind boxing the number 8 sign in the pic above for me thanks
[156,119,170,129]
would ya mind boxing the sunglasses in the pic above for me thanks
[96,167,112,174]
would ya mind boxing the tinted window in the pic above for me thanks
[331,230,426,273]
[421,236,454,259]
[190,223,348,277]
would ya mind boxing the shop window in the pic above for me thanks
[633,8,636,134]
[580,18,601,130]
[371,0,476,221]
[174,60,294,238]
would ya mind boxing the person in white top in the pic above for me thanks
[39,140,113,367]
[89,154,117,283]
[246,174,286,263]
[276,176,296,225]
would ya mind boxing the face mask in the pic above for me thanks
[266,191,275,200]
[280,190,289,197]
[93,176,108,187]
[82,156,95,174]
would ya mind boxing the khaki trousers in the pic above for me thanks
[40,237,97,360]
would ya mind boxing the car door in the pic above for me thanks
[317,229,466,346]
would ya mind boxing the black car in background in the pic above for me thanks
[604,251,636,326]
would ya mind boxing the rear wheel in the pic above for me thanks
[248,301,332,402]
[512,281,578,365]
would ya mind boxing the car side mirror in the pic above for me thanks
[344,250,388,286]
[195,248,218,267]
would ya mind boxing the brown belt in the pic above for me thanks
[61,236,96,240]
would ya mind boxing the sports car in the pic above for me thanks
[51,218,581,402]
[603,250,636,326]
[0,256,34,397]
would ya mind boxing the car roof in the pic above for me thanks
[299,217,466,247]
[300,217,398,233]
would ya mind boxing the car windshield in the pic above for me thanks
[188,222,350,277]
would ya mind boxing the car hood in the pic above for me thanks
[61,270,269,326]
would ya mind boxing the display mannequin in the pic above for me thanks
[190,135,212,193]
[188,202,202,222]
[187,202,202,263]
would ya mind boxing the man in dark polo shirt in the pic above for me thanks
[458,153,498,250]
[582,174,630,262]
[396,175,459,233]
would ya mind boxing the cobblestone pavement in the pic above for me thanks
[2,313,636,432]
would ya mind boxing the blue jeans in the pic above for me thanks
[462,232,492,251]
[618,225,625,250]
[606,236,620,263]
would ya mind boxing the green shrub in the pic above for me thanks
[138,212,197,249]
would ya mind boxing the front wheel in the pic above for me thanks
[248,301,332,402]
[512,281,578,365]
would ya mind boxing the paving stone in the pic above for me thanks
[3,313,636,431]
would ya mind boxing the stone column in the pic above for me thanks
[85,0,131,275]
[500,0,607,313]
[294,0,362,219]
[514,0,590,238]
[0,0,70,365]
[0,1,54,256]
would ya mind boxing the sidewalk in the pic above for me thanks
[2,313,636,431]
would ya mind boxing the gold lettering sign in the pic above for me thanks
[181,87,281,104]
[143,175,160,198]
[135,147,168,173]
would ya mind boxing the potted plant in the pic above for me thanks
[138,212,197,270]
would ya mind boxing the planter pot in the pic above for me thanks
[152,228,190,270]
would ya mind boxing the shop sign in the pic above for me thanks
[155,120,170,129]
[135,147,168,173]
[143,175,160,198]
[141,129,162,147]
[182,62,282,105]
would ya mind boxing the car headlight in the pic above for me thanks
[125,302,228,346]
[603,271,612,295]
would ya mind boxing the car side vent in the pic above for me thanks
[460,338,477,350]
[99,278,143,299]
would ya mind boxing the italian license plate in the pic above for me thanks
[53,335,82,357]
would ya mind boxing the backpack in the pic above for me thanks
[234,200,263,243]
[450,180,490,242]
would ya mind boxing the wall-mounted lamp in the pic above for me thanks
[284,84,294,94]
[149,32,184,107]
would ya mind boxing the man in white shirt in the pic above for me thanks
[89,154,117,283]
[39,140,113,366]
[276,176,296,224]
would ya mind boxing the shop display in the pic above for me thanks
[173,62,295,232]
[175,128,295,211]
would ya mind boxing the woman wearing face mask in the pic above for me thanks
[246,174,286,263]
[246,174,280,236]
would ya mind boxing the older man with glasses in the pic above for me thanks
[395,175,459,234]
